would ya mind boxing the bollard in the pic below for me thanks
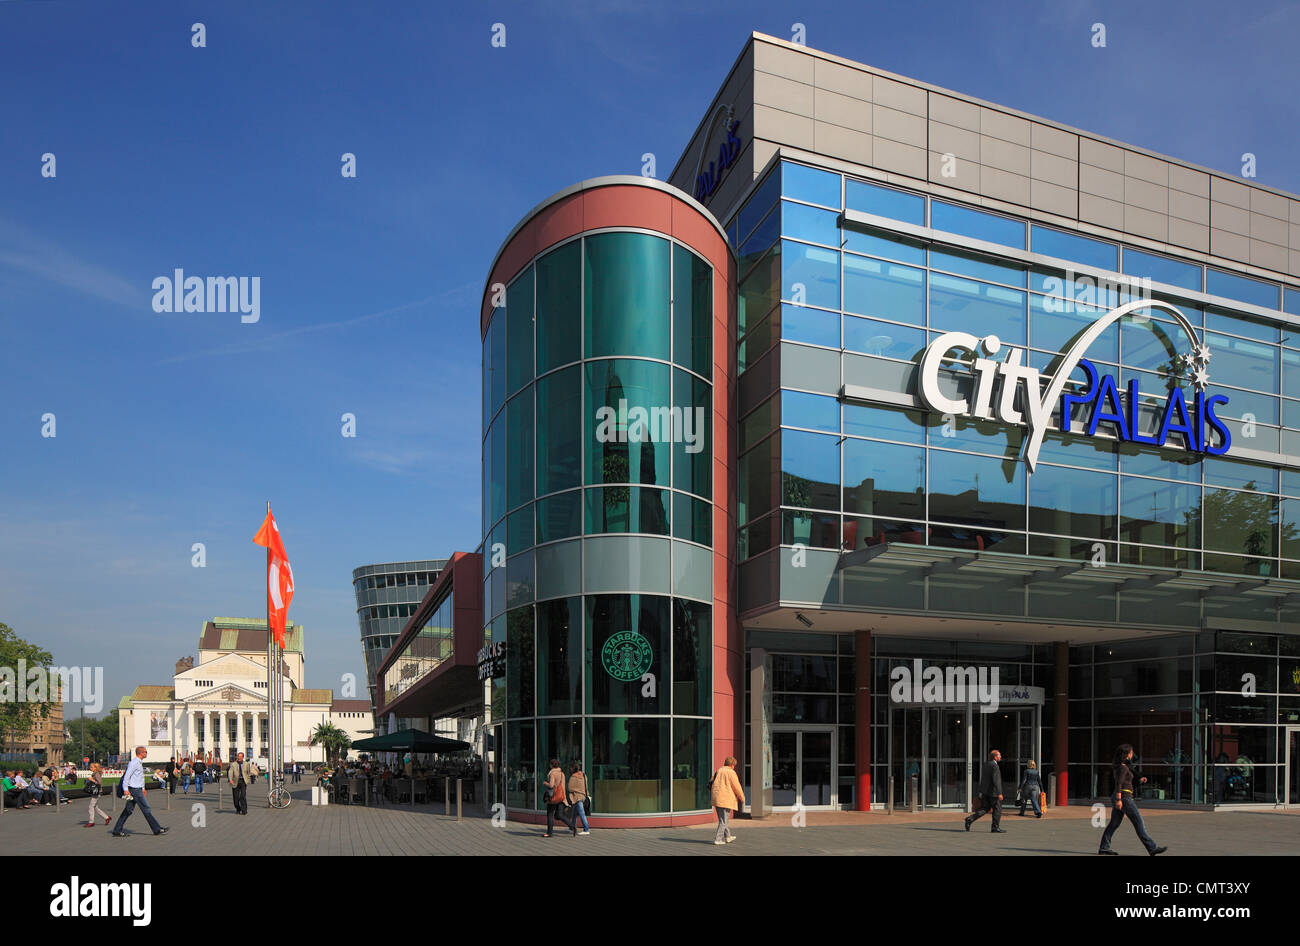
[444,777,450,816]
[909,775,918,813]
[410,778,415,808]
[887,775,894,815]
[1048,773,1056,810]
[166,786,171,811]
[218,779,223,812]
[456,778,462,822]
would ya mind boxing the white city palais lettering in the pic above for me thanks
[917,300,1230,473]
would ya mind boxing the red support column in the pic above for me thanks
[1054,641,1069,806]
[855,629,872,811]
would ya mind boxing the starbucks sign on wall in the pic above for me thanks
[601,630,653,682]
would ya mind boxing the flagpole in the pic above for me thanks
[266,501,273,805]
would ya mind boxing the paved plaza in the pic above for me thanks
[3,782,1299,855]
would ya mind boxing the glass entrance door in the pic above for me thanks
[935,708,969,808]
[981,707,1036,800]
[889,706,969,809]
[771,728,836,808]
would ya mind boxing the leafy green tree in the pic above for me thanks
[64,708,120,765]
[0,622,54,755]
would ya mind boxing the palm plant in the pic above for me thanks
[309,722,352,767]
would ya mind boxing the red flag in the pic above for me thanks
[253,508,294,649]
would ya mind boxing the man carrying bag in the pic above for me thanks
[964,748,1006,834]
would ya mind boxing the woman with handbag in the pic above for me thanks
[542,759,573,838]
[1017,760,1043,818]
[567,762,591,836]
[84,763,111,827]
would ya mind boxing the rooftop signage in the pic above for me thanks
[692,103,741,202]
[917,300,1231,473]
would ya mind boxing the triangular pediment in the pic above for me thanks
[183,651,267,680]
[188,682,264,705]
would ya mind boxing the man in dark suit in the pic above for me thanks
[964,749,1006,833]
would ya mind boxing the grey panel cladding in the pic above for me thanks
[780,342,840,395]
[738,548,780,613]
[728,34,1300,282]
[842,352,917,405]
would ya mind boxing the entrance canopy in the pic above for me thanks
[350,729,470,753]
[742,542,1300,643]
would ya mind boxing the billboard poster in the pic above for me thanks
[150,712,169,740]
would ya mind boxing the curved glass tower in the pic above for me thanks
[481,176,736,826]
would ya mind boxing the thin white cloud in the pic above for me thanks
[0,217,143,309]
[156,282,477,365]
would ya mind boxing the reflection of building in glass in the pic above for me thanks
[352,560,447,713]
[375,553,484,749]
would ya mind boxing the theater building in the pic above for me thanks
[476,32,1300,825]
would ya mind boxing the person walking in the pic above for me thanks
[112,747,168,837]
[541,759,572,838]
[965,749,1006,833]
[567,762,591,836]
[709,756,745,846]
[229,752,255,815]
[164,756,178,794]
[1017,760,1043,818]
[193,757,207,792]
[1098,744,1166,856]
[84,763,111,828]
[180,759,192,793]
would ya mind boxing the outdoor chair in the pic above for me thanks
[412,778,427,803]
[349,778,365,805]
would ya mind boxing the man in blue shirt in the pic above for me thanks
[111,746,169,837]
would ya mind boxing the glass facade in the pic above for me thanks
[379,588,455,708]
[352,560,448,710]
[483,222,716,816]
[735,160,1300,581]
[726,159,1300,809]
[1070,631,1300,805]
[743,628,1300,808]
[744,632,1054,808]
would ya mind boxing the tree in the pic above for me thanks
[64,708,120,765]
[1187,483,1298,574]
[309,722,351,766]
[0,622,54,755]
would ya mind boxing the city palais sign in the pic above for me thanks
[917,299,1231,473]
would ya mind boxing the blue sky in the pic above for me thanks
[2,0,1298,718]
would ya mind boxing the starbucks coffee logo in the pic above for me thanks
[601,631,653,682]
